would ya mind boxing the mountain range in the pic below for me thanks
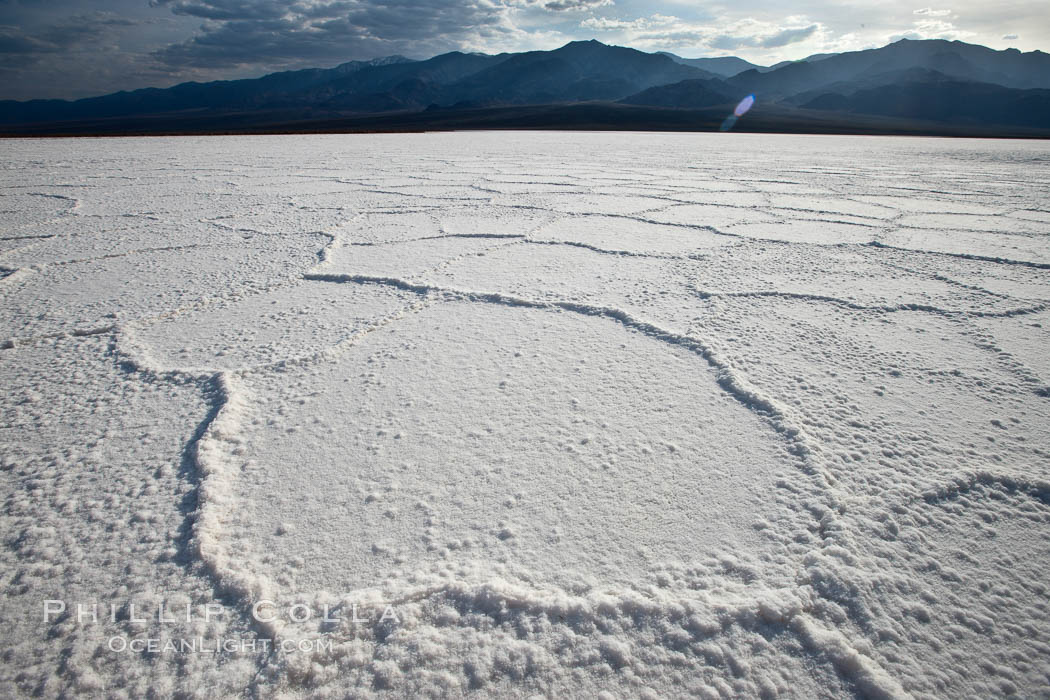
[2,38,1049,137]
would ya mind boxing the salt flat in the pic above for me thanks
[1,132,1049,698]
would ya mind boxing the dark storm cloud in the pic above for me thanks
[0,30,59,56]
[293,1,356,19]
[0,13,140,69]
[150,0,517,68]
[151,0,288,21]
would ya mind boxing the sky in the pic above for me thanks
[0,0,1046,100]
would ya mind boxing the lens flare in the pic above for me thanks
[720,94,756,131]
[734,94,755,117]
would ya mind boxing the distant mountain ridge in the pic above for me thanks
[728,38,1050,97]
[2,38,1049,136]
[619,79,733,109]
[0,41,719,124]
[656,53,762,78]
[801,77,1050,128]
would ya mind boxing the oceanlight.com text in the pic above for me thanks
[107,636,333,654]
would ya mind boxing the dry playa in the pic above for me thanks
[1,132,1049,698]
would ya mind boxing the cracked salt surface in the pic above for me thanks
[1,132,1049,698]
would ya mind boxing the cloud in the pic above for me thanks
[890,14,973,43]
[758,24,818,48]
[0,13,140,69]
[152,0,287,21]
[0,11,175,99]
[541,0,612,11]
[888,7,975,44]
[0,29,61,57]
[585,13,823,54]
[150,0,572,69]
[579,16,635,31]
[1002,33,1018,40]
[579,13,682,33]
